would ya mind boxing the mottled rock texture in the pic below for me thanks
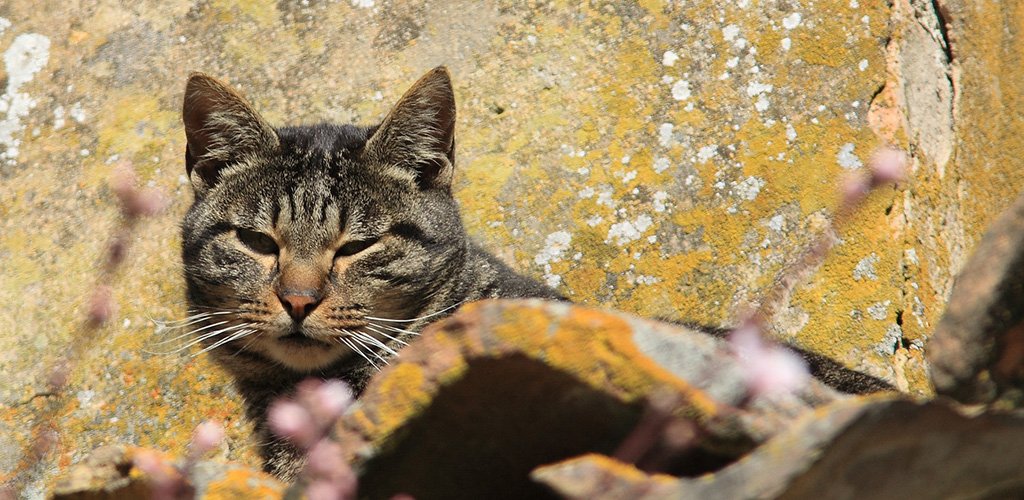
[1,0,1022,496]
[533,398,1024,499]
[51,445,284,500]
[928,189,1024,405]
[332,300,841,498]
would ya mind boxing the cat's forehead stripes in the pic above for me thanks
[276,180,342,255]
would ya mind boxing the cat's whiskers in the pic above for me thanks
[350,334,392,366]
[151,311,231,328]
[192,327,258,358]
[233,330,266,357]
[351,331,399,356]
[364,300,466,324]
[338,336,380,371]
[145,322,256,355]
[362,324,409,346]
[149,327,247,356]
[365,321,420,338]
[152,319,232,346]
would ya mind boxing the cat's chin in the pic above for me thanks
[261,338,348,372]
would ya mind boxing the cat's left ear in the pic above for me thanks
[364,66,456,190]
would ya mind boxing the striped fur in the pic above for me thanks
[180,67,563,480]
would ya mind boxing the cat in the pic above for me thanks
[179,66,890,480]
[180,67,565,479]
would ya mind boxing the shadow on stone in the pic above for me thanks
[357,354,739,499]
[357,354,642,499]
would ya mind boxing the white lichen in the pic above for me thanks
[782,12,802,30]
[722,25,740,42]
[671,79,691,101]
[837,142,863,169]
[733,176,766,201]
[658,122,675,147]
[662,50,678,67]
[607,215,654,245]
[786,123,798,141]
[697,144,718,163]
[0,33,51,164]
[69,101,86,123]
[746,81,773,97]
[653,156,670,174]
[755,94,770,111]
[853,253,880,281]
[652,191,668,213]
[535,231,572,289]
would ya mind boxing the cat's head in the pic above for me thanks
[180,67,467,373]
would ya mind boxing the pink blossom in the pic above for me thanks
[306,440,348,479]
[131,188,170,217]
[133,450,180,500]
[840,174,870,208]
[110,163,168,218]
[315,380,353,420]
[190,420,225,457]
[87,285,115,326]
[306,481,345,500]
[730,323,809,397]
[268,400,318,448]
[47,361,71,391]
[869,148,907,187]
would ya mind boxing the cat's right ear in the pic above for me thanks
[182,73,279,195]
[363,66,456,191]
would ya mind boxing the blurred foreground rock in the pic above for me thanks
[51,445,283,500]
[332,300,841,499]
[928,188,1024,406]
[55,293,1024,499]
[534,398,1024,499]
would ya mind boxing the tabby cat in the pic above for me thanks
[180,67,563,478]
[179,66,889,480]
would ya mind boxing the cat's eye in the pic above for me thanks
[335,238,377,258]
[236,228,279,255]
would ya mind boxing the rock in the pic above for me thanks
[1,0,1022,494]
[332,299,843,499]
[928,190,1024,404]
[534,398,1024,499]
[51,445,284,500]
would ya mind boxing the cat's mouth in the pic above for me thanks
[277,331,332,348]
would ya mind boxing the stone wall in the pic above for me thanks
[1,0,1022,496]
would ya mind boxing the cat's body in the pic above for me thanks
[179,67,889,481]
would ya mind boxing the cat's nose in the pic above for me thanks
[278,290,321,322]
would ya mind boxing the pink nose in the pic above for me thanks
[278,291,321,322]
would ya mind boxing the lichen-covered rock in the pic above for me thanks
[51,445,283,500]
[928,190,1024,405]
[534,398,1024,499]
[1,0,1023,495]
[332,299,843,499]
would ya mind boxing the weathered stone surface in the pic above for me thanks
[928,190,1024,404]
[1,0,1022,495]
[534,398,1024,499]
[51,445,284,500]
[333,299,843,499]
[923,3,1024,407]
